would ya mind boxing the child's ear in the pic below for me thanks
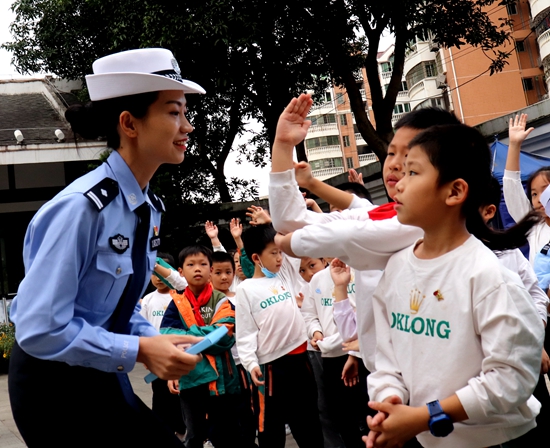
[178,267,183,276]
[251,253,261,265]
[482,204,497,222]
[445,179,468,207]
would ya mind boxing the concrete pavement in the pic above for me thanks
[0,364,299,447]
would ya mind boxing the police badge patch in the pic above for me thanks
[109,234,130,254]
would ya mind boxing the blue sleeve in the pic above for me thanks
[11,194,143,373]
[534,251,550,291]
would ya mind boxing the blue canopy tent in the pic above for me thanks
[490,140,550,257]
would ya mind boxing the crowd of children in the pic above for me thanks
[138,95,550,448]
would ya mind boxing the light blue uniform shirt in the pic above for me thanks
[11,151,163,373]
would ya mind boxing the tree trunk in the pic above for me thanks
[296,140,307,162]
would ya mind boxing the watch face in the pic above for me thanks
[430,415,454,437]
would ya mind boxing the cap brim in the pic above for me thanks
[85,72,206,101]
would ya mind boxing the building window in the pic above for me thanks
[310,158,343,170]
[305,135,340,149]
[346,157,354,169]
[336,93,345,105]
[516,40,525,52]
[310,114,336,126]
[506,2,517,15]
[406,61,438,89]
[343,136,351,147]
[340,114,348,126]
[522,78,534,91]
[381,61,392,73]
[393,103,411,114]
[324,91,332,102]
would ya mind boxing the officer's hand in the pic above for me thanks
[137,335,202,380]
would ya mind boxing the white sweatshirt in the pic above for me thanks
[368,236,543,448]
[301,267,357,358]
[269,169,422,370]
[139,290,173,331]
[497,248,548,322]
[502,169,550,264]
[164,269,188,291]
[235,255,307,373]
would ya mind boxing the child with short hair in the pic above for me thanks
[365,124,543,448]
[235,224,323,447]
[160,245,240,448]
[211,251,237,296]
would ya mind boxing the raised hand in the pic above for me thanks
[348,168,364,185]
[330,258,351,287]
[509,113,534,147]
[204,220,219,240]
[274,93,313,147]
[246,205,271,226]
[230,218,242,238]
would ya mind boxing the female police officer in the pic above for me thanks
[8,48,204,446]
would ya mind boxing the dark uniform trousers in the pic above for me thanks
[9,342,182,447]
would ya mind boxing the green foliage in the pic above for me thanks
[0,322,15,359]
[3,0,513,173]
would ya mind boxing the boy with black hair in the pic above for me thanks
[160,245,240,448]
[211,251,237,297]
[235,224,323,448]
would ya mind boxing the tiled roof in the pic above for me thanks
[0,93,74,145]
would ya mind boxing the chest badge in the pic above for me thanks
[150,225,161,251]
[433,290,444,301]
[110,234,130,254]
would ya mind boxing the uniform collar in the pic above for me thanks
[106,151,152,212]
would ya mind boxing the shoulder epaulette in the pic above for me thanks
[147,190,166,212]
[84,178,119,211]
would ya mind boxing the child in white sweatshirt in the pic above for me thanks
[366,124,543,448]
[235,224,323,448]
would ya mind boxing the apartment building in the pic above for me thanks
[532,0,550,93]
[404,0,545,126]
[305,75,377,181]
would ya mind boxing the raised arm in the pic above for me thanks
[271,93,313,173]
[229,218,244,250]
[205,220,222,249]
[503,114,535,222]
[505,114,534,172]
[295,161,355,211]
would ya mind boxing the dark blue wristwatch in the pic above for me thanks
[427,400,454,437]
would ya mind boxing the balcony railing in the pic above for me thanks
[392,112,406,124]
[306,145,342,159]
[308,123,338,134]
[397,90,410,99]
[358,153,378,165]
[312,167,345,179]
[530,0,550,23]
[355,132,366,143]
[360,89,367,101]
[381,71,393,80]
[538,28,550,62]
[309,102,333,113]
